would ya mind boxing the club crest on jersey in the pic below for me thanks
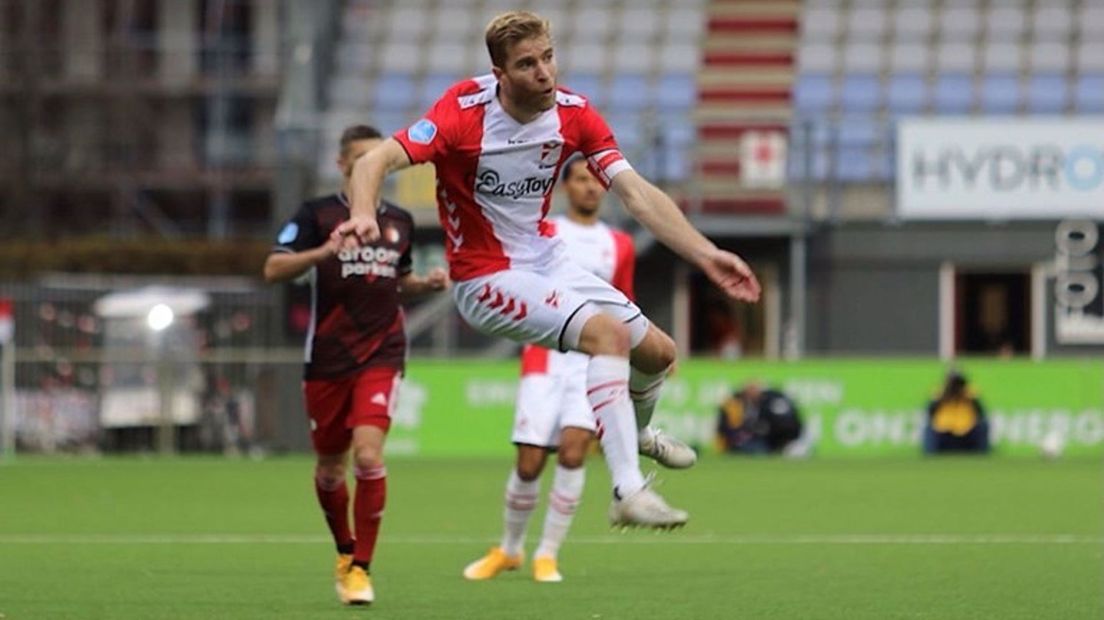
[408,119,437,145]
[277,222,298,244]
[383,225,400,244]
[539,141,563,169]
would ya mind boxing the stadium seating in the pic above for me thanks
[319,0,707,188]
[793,0,1100,183]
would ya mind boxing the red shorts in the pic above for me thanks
[303,366,401,455]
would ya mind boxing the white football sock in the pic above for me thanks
[500,469,538,557]
[587,355,645,497]
[630,366,668,431]
[535,464,585,559]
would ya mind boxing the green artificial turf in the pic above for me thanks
[1,455,1101,619]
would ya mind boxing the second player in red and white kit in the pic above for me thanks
[339,12,761,530]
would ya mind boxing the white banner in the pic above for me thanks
[739,130,787,189]
[897,119,1104,220]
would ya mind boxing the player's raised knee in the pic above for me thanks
[632,326,677,375]
[576,313,631,357]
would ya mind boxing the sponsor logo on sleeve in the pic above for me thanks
[277,222,299,244]
[408,119,438,145]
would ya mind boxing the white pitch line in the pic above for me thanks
[0,534,1101,545]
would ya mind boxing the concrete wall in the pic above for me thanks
[804,220,1100,356]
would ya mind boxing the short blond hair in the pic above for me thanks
[484,11,551,68]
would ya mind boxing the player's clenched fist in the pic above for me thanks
[335,215,380,249]
[425,267,450,291]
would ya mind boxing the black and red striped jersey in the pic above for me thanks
[273,193,414,379]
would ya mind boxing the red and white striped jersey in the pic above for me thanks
[543,215,635,301]
[519,215,636,376]
[393,74,633,282]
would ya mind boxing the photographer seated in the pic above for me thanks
[924,371,990,454]
[717,382,802,454]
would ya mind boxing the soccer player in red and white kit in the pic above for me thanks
[264,125,448,606]
[463,155,693,583]
[338,13,760,530]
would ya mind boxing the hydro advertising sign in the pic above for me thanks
[897,119,1104,220]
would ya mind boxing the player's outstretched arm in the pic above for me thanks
[610,169,761,303]
[262,237,340,283]
[336,138,413,248]
[398,267,450,302]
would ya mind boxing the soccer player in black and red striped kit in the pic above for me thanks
[264,125,448,606]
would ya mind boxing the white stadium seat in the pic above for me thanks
[1028,41,1070,73]
[982,42,1021,74]
[939,7,981,40]
[798,42,837,74]
[888,42,931,74]
[935,40,977,73]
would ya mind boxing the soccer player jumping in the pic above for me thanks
[265,125,448,606]
[338,12,760,531]
[464,156,690,583]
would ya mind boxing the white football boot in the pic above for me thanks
[638,427,697,469]
[608,483,689,530]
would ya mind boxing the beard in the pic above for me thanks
[518,88,555,113]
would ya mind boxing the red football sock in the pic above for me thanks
[353,464,387,567]
[314,474,354,551]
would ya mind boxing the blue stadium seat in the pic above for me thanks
[608,75,651,112]
[660,115,695,148]
[979,75,1021,114]
[812,149,831,181]
[1074,75,1104,112]
[834,147,874,182]
[659,147,690,182]
[833,146,892,182]
[836,118,879,148]
[798,120,833,148]
[563,73,605,109]
[932,73,973,113]
[839,75,881,113]
[372,72,417,111]
[787,129,830,181]
[419,73,460,111]
[794,74,835,115]
[607,113,644,151]
[1025,74,1068,114]
[367,111,410,136]
[655,73,697,112]
[885,74,927,114]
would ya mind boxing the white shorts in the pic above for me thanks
[512,350,596,447]
[452,257,648,352]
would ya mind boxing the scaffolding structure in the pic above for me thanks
[0,0,283,239]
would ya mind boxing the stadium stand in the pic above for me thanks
[321,0,806,215]
[792,0,1103,184]
[320,0,722,211]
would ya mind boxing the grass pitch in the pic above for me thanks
[1,455,1101,619]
